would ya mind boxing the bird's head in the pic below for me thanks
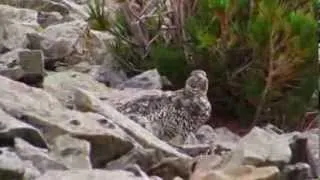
[184,70,209,96]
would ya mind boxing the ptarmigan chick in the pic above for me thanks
[117,70,212,141]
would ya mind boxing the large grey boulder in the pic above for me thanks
[27,20,112,69]
[0,5,39,52]
[28,20,89,63]
[0,75,135,168]
[225,127,292,169]
[116,69,163,90]
[0,49,45,86]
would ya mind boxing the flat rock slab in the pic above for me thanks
[36,169,145,180]
[43,71,110,108]
[0,75,134,167]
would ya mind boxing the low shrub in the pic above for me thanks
[87,0,318,130]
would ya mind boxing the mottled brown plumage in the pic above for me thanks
[117,70,212,141]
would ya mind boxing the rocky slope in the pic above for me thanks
[0,0,319,180]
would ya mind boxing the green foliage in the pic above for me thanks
[88,0,318,129]
[208,0,230,10]
[87,0,111,31]
[187,0,317,128]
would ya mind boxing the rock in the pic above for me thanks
[71,0,88,5]
[0,75,134,168]
[0,5,39,28]
[1,0,70,16]
[14,138,67,173]
[150,176,163,180]
[303,128,319,159]
[17,50,45,87]
[289,133,320,178]
[0,6,39,52]
[30,20,113,68]
[192,125,216,144]
[86,30,114,65]
[71,61,94,73]
[0,67,25,82]
[0,49,45,86]
[43,71,111,108]
[36,169,146,180]
[37,11,64,28]
[0,21,38,51]
[28,20,89,64]
[173,177,184,180]
[90,63,128,87]
[0,108,47,149]
[195,126,240,152]
[147,157,193,180]
[184,132,201,145]
[73,88,190,160]
[192,154,231,173]
[50,134,91,169]
[122,164,150,179]
[27,20,111,66]
[191,165,280,180]
[22,160,42,180]
[174,144,211,157]
[58,0,90,19]
[263,124,285,135]
[86,30,128,86]
[106,147,162,172]
[281,162,312,180]
[225,127,292,168]
[0,147,25,180]
[303,128,320,177]
[89,30,115,45]
[0,147,41,180]
[110,70,212,141]
[116,69,163,90]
